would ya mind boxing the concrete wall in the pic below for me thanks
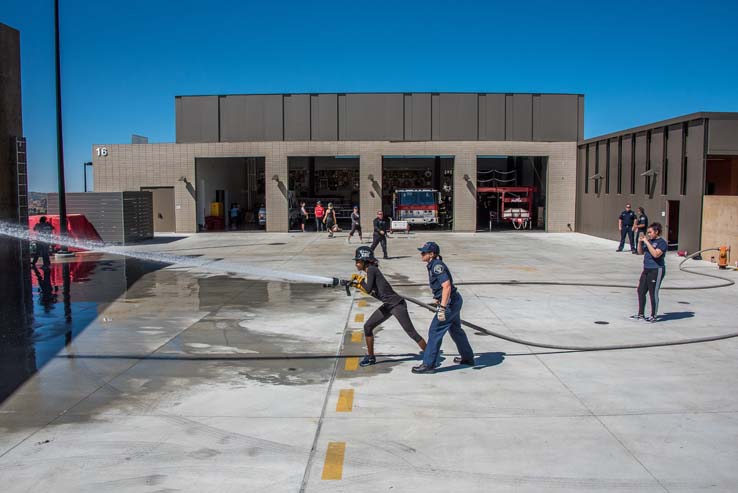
[93,141,577,234]
[176,93,584,144]
[701,196,738,254]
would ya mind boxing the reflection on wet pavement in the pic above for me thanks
[0,248,168,404]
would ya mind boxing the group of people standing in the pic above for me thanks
[617,203,649,253]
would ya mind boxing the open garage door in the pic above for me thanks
[382,156,454,230]
[477,156,547,231]
[288,156,359,231]
[195,157,265,232]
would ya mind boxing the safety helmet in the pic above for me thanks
[353,246,376,262]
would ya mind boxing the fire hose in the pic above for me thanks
[329,248,738,352]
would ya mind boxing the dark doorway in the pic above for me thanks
[476,156,547,231]
[288,156,360,231]
[667,200,680,248]
[141,186,175,232]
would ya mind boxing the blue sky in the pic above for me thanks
[3,0,738,193]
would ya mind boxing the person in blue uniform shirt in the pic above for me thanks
[631,222,668,322]
[412,241,475,374]
[617,203,638,252]
[634,207,649,252]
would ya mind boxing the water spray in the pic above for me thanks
[0,222,335,286]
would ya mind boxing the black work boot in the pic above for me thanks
[359,355,376,367]
[453,356,475,365]
[411,364,435,374]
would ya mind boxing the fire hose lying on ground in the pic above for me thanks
[329,248,738,352]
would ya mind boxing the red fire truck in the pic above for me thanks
[392,189,440,227]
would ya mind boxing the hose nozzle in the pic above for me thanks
[322,277,352,296]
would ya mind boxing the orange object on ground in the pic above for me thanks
[28,214,103,252]
[718,246,730,269]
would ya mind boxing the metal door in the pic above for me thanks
[142,187,175,232]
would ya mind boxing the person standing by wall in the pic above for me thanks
[370,211,389,259]
[31,216,55,268]
[631,223,668,322]
[617,203,638,252]
[634,207,649,252]
[412,241,475,373]
[300,201,308,232]
[314,201,325,232]
[349,246,427,367]
[347,206,363,244]
[230,203,240,230]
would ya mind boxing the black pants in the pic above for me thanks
[370,233,387,258]
[315,217,324,231]
[619,227,635,251]
[349,224,362,238]
[364,300,423,342]
[32,243,51,267]
[637,267,665,317]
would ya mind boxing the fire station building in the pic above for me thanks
[92,92,583,234]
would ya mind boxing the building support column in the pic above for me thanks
[545,146,577,232]
[453,152,477,232]
[360,152,382,233]
[265,149,289,232]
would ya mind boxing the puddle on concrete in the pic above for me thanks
[0,254,166,404]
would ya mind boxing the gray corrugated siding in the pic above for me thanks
[175,92,582,143]
[47,192,153,244]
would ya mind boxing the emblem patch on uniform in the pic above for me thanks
[433,264,444,274]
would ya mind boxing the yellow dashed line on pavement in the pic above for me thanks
[321,442,346,480]
[336,389,354,412]
[344,357,359,371]
[354,313,364,323]
[351,331,363,343]
[357,300,368,307]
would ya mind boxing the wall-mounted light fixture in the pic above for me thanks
[463,174,471,182]
[589,173,603,181]
[178,176,188,183]
[640,169,658,177]
[367,174,375,182]
[272,174,280,182]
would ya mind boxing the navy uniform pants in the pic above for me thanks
[422,292,474,367]
[618,227,635,251]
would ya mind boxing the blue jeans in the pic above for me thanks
[422,292,474,367]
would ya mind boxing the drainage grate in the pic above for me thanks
[594,321,610,325]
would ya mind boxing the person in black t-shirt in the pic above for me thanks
[370,211,390,259]
[350,246,426,367]
[631,222,668,322]
[617,203,638,252]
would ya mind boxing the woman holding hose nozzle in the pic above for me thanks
[349,246,427,367]
[632,222,668,322]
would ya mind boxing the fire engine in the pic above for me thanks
[392,189,440,227]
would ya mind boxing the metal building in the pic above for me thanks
[93,92,583,234]
[577,112,738,254]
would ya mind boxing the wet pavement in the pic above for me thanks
[1,231,738,491]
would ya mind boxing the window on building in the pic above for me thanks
[605,140,611,194]
[594,142,600,194]
[617,136,623,194]
[585,144,589,194]
[681,123,688,195]
[662,127,668,195]
[630,135,636,195]
[645,130,652,194]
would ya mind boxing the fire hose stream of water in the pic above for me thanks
[3,221,736,353]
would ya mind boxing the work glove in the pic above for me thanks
[437,305,447,322]
[350,273,368,294]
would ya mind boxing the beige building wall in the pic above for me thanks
[701,196,738,255]
[92,141,577,234]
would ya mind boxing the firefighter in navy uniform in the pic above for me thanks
[349,246,427,367]
[370,211,390,259]
[412,242,475,374]
[617,203,638,252]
